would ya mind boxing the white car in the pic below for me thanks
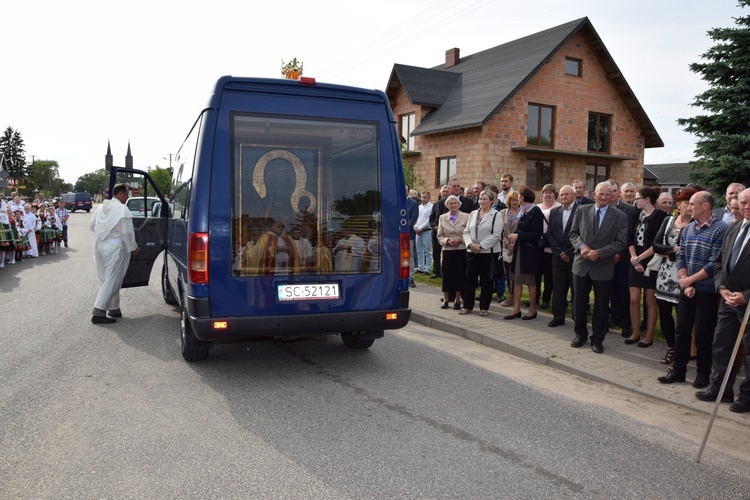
[126,196,160,217]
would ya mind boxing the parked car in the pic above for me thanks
[126,196,160,217]
[60,192,92,212]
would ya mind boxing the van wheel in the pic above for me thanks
[181,307,210,361]
[161,264,178,305]
[340,331,376,350]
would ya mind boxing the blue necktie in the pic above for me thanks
[593,208,601,235]
[729,222,749,272]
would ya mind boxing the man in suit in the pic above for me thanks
[429,185,450,278]
[712,182,745,224]
[607,180,637,336]
[568,182,628,353]
[697,188,750,411]
[547,185,577,327]
[406,187,419,288]
[620,182,637,205]
[572,179,594,205]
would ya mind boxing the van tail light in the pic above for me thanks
[400,233,410,279]
[189,232,209,284]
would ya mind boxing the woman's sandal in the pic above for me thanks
[660,347,675,365]
[458,309,472,315]
[479,310,488,317]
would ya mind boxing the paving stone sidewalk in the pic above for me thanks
[408,282,750,427]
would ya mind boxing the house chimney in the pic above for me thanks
[445,48,460,68]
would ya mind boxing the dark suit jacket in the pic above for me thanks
[614,201,637,263]
[406,198,418,240]
[713,207,733,224]
[715,220,750,302]
[569,204,628,281]
[547,203,577,266]
[429,195,476,231]
[576,196,595,205]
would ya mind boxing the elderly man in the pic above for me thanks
[89,183,140,324]
[697,188,750,410]
[620,182,637,205]
[659,191,727,387]
[713,183,746,224]
[569,182,628,353]
[546,185,577,327]
[657,192,674,214]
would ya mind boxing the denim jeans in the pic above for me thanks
[415,230,433,273]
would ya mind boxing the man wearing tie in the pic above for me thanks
[546,185,577,327]
[697,188,750,411]
[568,182,628,353]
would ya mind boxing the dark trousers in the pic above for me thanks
[708,302,750,397]
[657,299,677,348]
[462,253,494,311]
[551,263,573,321]
[431,231,442,276]
[673,290,718,376]
[609,261,630,327]
[573,273,612,344]
[61,225,68,244]
[535,252,553,304]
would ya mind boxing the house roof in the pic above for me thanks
[386,17,663,148]
[644,163,691,185]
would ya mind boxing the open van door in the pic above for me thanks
[107,167,168,288]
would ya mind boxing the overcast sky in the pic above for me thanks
[1,0,744,184]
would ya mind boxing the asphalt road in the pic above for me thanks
[1,209,748,498]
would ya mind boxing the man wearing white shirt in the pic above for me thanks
[414,191,433,274]
[713,183,745,224]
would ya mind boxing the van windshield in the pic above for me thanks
[232,113,382,276]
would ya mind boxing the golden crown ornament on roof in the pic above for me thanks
[281,58,303,79]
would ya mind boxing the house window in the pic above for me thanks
[526,159,552,189]
[527,104,554,148]
[588,113,610,153]
[400,113,416,151]
[437,157,457,187]
[565,57,582,77]
[586,164,609,192]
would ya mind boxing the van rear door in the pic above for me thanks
[107,168,168,287]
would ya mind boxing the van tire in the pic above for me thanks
[162,264,178,305]
[181,307,210,361]
[340,332,376,350]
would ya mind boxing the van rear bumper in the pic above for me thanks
[186,295,411,342]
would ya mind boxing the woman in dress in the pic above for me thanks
[625,186,668,347]
[499,191,520,307]
[536,184,560,309]
[651,188,695,364]
[505,186,544,320]
[461,189,502,316]
[437,195,469,310]
[0,200,14,267]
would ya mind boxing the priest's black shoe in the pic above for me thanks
[692,373,709,388]
[591,343,604,354]
[91,315,116,324]
[695,388,734,403]
[657,369,685,384]
[729,399,750,413]
[548,318,565,328]
[570,335,587,348]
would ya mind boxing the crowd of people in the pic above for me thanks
[0,191,70,267]
[409,176,750,412]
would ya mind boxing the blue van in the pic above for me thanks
[110,76,412,361]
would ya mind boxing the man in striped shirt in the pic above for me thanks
[658,191,728,388]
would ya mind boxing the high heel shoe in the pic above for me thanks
[504,311,522,320]
[522,312,537,320]
[660,347,675,365]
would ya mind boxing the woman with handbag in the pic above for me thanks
[460,189,502,316]
[499,191,520,307]
[506,186,544,320]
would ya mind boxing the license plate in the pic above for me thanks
[277,283,340,301]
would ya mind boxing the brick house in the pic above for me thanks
[386,17,663,195]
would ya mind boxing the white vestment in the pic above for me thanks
[89,199,138,312]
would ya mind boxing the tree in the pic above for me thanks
[75,169,109,196]
[26,160,60,195]
[678,1,750,197]
[0,126,27,187]
[147,166,172,197]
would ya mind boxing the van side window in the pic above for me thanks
[232,113,382,276]
[171,180,190,220]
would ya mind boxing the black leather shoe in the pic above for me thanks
[453,301,462,311]
[541,302,549,310]
[591,343,604,354]
[729,399,750,413]
[695,388,734,403]
[440,302,449,309]
[108,310,123,318]
[620,325,632,338]
[692,373,709,388]
[657,370,686,384]
[548,318,565,327]
[571,336,587,348]
[91,315,116,324]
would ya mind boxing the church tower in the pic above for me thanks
[125,141,133,169]
[105,140,113,171]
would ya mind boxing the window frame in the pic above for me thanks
[527,103,555,148]
[436,157,457,187]
[400,113,416,151]
[587,112,611,153]
[585,164,610,192]
[565,57,582,77]
[525,159,553,190]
